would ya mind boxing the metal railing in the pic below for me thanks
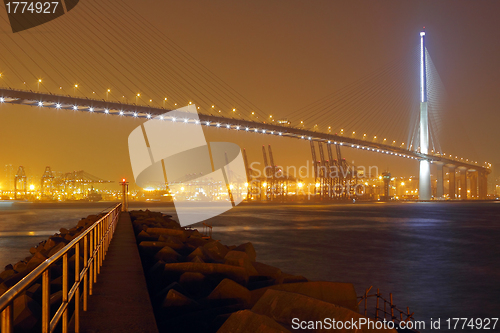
[0,203,121,333]
[357,286,419,333]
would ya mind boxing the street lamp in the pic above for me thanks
[37,79,42,91]
[74,84,78,95]
[107,89,110,100]
[136,93,140,104]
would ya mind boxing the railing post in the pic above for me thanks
[83,235,88,311]
[62,253,68,333]
[364,288,368,317]
[384,299,387,320]
[390,293,395,322]
[89,229,94,294]
[1,304,13,333]
[375,288,380,320]
[75,241,80,333]
[42,270,50,333]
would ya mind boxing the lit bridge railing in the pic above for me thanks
[0,203,122,333]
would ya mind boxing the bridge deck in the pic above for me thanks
[76,212,158,333]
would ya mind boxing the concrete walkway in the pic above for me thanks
[78,212,158,333]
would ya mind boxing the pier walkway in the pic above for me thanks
[77,212,158,333]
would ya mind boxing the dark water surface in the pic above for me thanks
[1,200,499,331]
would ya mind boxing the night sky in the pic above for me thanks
[0,0,499,188]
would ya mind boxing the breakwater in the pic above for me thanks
[130,210,396,333]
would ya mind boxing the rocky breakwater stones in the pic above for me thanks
[0,213,103,331]
[130,210,372,333]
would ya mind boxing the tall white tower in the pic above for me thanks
[419,30,431,200]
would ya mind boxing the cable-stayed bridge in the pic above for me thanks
[0,68,491,201]
[0,0,492,202]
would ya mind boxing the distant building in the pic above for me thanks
[3,164,14,190]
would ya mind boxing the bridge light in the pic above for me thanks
[308,137,311,140]
[206,121,210,125]
[227,124,231,128]
[107,89,111,92]
[301,136,304,139]
[216,123,220,127]
[104,109,109,114]
[133,112,138,117]
[73,105,78,110]
[119,111,124,115]
[189,101,192,104]
[74,84,78,88]
[89,107,94,112]
[184,118,188,123]
[195,120,200,124]
[147,114,152,119]
[160,116,164,120]
[279,132,282,136]
[38,101,43,107]
[254,129,258,132]
[55,103,61,109]
[233,108,236,112]
[262,130,266,133]
[246,127,249,131]
[269,115,272,118]
[172,117,176,122]
[236,126,240,130]
[137,93,141,97]
[0,97,4,103]
[38,79,42,83]
[270,131,274,134]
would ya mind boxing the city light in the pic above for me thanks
[133,112,138,117]
[0,97,4,103]
[89,107,94,112]
[297,182,303,188]
[38,101,43,107]
[55,103,61,109]
[104,109,109,114]
[73,105,78,110]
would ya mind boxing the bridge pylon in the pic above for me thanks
[419,30,431,200]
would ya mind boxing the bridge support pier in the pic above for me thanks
[459,168,467,200]
[448,166,456,199]
[478,171,488,200]
[436,163,444,198]
[470,172,478,199]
